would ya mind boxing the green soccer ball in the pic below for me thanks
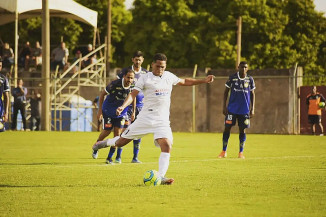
[143,170,161,186]
[319,102,326,108]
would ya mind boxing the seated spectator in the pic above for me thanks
[32,41,42,68]
[82,44,96,68]
[18,41,32,71]
[51,42,69,71]
[2,43,14,70]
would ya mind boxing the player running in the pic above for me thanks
[92,53,215,184]
[114,51,148,163]
[92,69,135,164]
[218,61,256,159]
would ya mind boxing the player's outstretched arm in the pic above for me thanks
[177,75,215,86]
[116,89,139,116]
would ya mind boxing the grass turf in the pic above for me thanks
[0,132,325,217]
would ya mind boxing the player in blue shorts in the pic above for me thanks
[116,51,148,163]
[92,69,135,164]
[0,58,10,132]
[218,61,256,159]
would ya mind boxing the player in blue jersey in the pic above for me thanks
[0,58,10,132]
[92,69,135,164]
[115,51,148,163]
[218,61,255,159]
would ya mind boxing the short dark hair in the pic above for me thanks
[123,68,135,76]
[239,61,248,65]
[0,57,2,62]
[133,51,143,58]
[153,53,167,62]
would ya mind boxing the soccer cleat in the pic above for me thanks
[161,177,174,185]
[106,158,113,164]
[320,134,324,136]
[92,150,98,159]
[238,152,245,159]
[92,141,107,151]
[218,151,227,158]
[115,158,121,164]
[131,158,142,163]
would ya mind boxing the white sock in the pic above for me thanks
[106,136,120,146]
[158,152,170,178]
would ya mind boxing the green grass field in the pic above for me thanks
[1,132,325,217]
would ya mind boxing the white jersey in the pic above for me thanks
[134,71,181,124]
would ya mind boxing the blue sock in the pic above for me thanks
[222,132,230,151]
[239,133,246,152]
[116,147,123,159]
[133,139,141,159]
[108,147,116,160]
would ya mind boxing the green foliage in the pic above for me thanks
[1,132,326,216]
[0,0,325,83]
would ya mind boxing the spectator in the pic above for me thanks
[51,42,69,71]
[2,43,14,70]
[19,41,32,71]
[32,41,42,68]
[11,78,28,131]
[82,44,96,68]
[72,50,81,73]
[29,89,41,131]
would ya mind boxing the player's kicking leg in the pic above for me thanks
[92,129,111,159]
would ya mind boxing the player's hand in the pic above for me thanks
[206,75,215,83]
[131,113,136,122]
[250,110,255,118]
[2,113,8,122]
[97,110,103,121]
[116,107,124,116]
[223,107,228,116]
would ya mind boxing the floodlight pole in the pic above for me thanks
[14,8,18,87]
[236,16,242,68]
[106,0,112,79]
[41,0,50,131]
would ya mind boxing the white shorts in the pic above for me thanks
[121,118,173,147]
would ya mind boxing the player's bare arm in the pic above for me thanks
[177,75,215,86]
[131,99,136,121]
[116,89,139,116]
[3,92,9,122]
[97,90,107,120]
[223,87,229,116]
[250,90,256,117]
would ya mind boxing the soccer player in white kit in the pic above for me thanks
[93,53,215,184]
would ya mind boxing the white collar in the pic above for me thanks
[237,72,246,80]
[122,78,131,89]
[132,65,141,74]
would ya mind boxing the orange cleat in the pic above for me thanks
[238,152,245,159]
[161,177,174,185]
[218,151,227,158]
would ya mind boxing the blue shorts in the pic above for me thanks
[224,113,250,129]
[102,116,126,131]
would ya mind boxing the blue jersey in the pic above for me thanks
[117,66,148,107]
[226,72,255,115]
[102,78,133,118]
[0,74,10,116]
